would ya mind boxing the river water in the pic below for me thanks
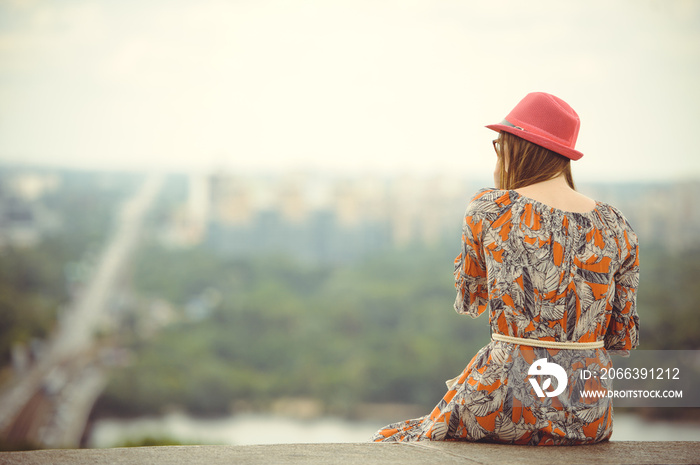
[87,411,700,447]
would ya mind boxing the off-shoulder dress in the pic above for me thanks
[371,188,639,445]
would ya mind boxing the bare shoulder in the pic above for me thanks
[514,184,597,214]
[569,190,597,210]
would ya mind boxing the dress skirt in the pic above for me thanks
[371,340,615,445]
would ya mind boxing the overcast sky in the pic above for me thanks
[0,0,698,182]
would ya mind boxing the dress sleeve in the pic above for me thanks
[604,220,640,355]
[453,200,489,318]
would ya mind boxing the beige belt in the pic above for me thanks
[491,333,604,349]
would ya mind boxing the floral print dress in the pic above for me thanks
[371,188,639,445]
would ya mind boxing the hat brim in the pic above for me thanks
[486,124,583,161]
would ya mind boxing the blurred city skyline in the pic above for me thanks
[1,0,699,181]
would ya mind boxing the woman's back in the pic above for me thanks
[454,188,639,351]
[373,187,640,444]
[443,188,639,444]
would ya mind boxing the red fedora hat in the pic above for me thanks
[486,92,583,161]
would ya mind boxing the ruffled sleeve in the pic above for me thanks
[604,210,640,355]
[453,190,493,317]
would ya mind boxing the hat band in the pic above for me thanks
[501,118,572,148]
[501,119,525,131]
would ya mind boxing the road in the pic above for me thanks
[51,174,163,359]
[0,174,163,448]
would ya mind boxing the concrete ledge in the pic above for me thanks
[1,441,699,465]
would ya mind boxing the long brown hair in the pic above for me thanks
[495,132,575,190]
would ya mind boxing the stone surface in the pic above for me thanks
[1,441,699,465]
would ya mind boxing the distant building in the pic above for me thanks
[164,171,476,263]
[0,171,60,248]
